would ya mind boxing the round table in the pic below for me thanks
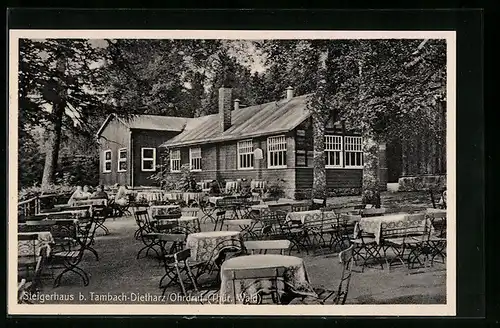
[185,231,243,264]
[219,254,317,304]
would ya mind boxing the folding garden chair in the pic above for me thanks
[350,222,384,272]
[160,248,201,298]
[92,204,109,235]
[426,212,447,265]
[380,215,430,271]
[49,220,91,287]
[309,245,355,305]
[134,210,162,260]
[18,234,49,294]
[234,266,287,304]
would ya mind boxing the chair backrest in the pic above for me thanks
[225,180,241,194]
[228,266,286,304]
[244,240,291,255]
[134,210,150,228]
[250,180,267,190]
[361,207,386,218]
[181,207,199,217]
[291,203,310,212]
[335,245,354,305]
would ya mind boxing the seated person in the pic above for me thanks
[81,185,92,199]
[208,180,221,195]
[438,190,447,209]
[90,185,109,199]
[68,185,86,206]
[114,184,129,206]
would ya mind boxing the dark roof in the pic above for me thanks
[161,94,312,148]
[96,114,191,137]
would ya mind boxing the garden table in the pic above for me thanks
[150,204,181,217]
[35,209,91,219]
[18,231,54,257]
[285,210,322,224]
[156,216,200,234]
[219,254,317,304]
[186,231,243,264]
[354,213,432,244]
[72,199,108,207]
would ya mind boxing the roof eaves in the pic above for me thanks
[160,128,294,149]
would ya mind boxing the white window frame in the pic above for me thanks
[325,135,343,168]
[267,135,287,169]
[117,148,127,172]
[141,148,156,172]
[103,149,112,173]
[189,147,202,172]
[237,139,254,170]
[344,136,364,168]
[170,149,181,173]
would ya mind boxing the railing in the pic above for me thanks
[18,193,73,217]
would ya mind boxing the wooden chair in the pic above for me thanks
[291,203,310,212]
[310,245,355,305]
[426,212,447,265]
[48,220,91,287]
[134,210,162,259]
[244,240,291,255]
[18,234,48,293]
[380,214,430,270]
[227,266,286,304]
[350,222,384,272]
[92,204,109,235]
[160,248,200,298]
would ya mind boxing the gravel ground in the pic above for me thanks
[31,191,446,305]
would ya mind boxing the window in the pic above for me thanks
[238,140,254,170]
[325,135,343,168]
[190,147,202,171]
[267,135,287,168]
[345,136,363,168]
[141,148,156,171]
[117,148,127,172]
[103,150,112,173]
[170,149,181,172]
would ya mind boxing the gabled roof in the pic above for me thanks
[96,113,191,138]
[161,94,312,148]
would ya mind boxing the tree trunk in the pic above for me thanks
[311,47,329,201]
[362,131,381,208]
[41,55,67,189]
[312,114,326,200]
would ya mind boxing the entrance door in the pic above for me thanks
[386,140,402,183]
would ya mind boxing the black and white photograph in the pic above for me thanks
[9,30,455,316]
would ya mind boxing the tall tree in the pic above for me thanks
[19,39,110,188]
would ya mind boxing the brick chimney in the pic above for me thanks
[219,87,232,132]
[286,86,294,100]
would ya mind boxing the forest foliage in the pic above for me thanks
[18,38,446,197]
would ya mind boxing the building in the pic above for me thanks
[95,114,190,187]
[161,87,387,198]
[96,87,393,198]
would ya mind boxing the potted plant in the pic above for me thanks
[263,179,285,202]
